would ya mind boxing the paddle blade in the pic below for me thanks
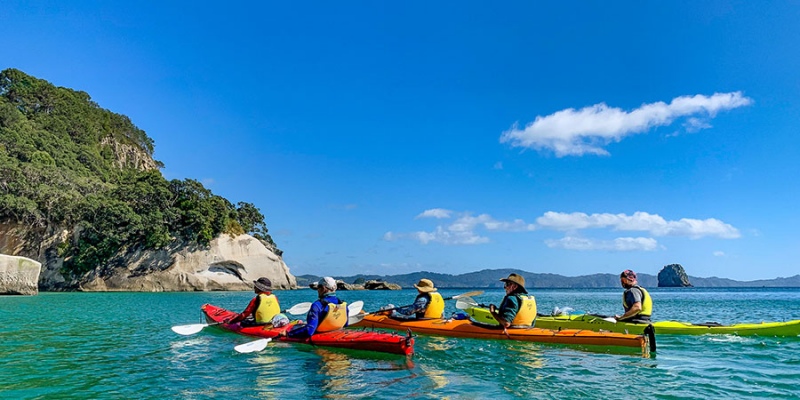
[601,317,617,323]
[348,301,364,317]
[284,302,313,315]
[348,313,366,326]
[449,290,484,300]
[456,297,479,310]
[171,323,208,336]
[234,338,272,353]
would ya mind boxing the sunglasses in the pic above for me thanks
[504,282,514,288]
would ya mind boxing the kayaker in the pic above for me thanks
[390,278,445,319]
[225,277,281,326]
[615,269,653,323]
[488,273,537,332]
[283,276,349,338]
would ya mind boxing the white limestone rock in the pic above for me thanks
[80,234,297,292]
[0,254,41,295]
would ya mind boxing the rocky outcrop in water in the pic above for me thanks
[308,279,402,291]
[658,264,693,287]
[78,234,296,291]
[0,254,41,295]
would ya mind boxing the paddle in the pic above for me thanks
[349,290,485,325]
[234,338,272,353]
[170,302,314,336]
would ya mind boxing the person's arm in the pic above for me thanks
[396,296,428,316]
[489,296,520,328]
[286,301,323,338]
[228,297,259,323]
[615,289,643,321]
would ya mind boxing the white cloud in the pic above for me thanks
[388,211,535,245]
[500,92,753,157]
[536,211,740,239]
[416,208,453,219]
[713,251,726,257]
[545,236,660,251]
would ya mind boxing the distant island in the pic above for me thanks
[297,268,800,289]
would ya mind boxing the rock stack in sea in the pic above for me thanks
[657,264,693,287]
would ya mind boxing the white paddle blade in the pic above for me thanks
[171,323,208,335]
[601,317,617,323]
[455,297,479,310]
[234,338,272,354]
[348,314,366,326]
[348,301,364,317]
[285,302,313,315]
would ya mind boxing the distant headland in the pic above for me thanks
[297,267,800,289]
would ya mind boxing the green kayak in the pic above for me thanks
[465,307,800,337]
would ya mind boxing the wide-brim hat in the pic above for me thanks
[413,278,437,293]
[499,273,528,294]
[253,277,272,292]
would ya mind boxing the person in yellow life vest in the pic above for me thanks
[488,273,537,329]
[390,278,445,320]
[284,277,349,338]
[615,269,653,323]
[226,277,281,326]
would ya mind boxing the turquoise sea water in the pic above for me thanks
[2,288,799,399]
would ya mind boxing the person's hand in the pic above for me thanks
[489,304,496,313]
[614,315,621,321]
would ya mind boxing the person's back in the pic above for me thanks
[285,277,349,338]
[227,277,280,325]
[392,279,445,320]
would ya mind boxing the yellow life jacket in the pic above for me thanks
[316,301,348,332]
[622,285,653,317]
[422,292,445,319]
[254,293,281,323]
[510,294,537,327]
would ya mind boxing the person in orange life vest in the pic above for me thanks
[226,277,281,326]
[489,273,529,328]
[391,278,445,320]
[283,276,348,338]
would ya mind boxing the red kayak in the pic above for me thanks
[202,304,414,356]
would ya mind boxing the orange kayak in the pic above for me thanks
[352,314,654,356]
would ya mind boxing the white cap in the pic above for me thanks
[319,276,337,291]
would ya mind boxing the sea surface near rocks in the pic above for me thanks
[1,288,799,399]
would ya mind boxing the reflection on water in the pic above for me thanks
[316,348,353,397]
[252,351,283,398]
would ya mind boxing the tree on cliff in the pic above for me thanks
[0,68,280,278]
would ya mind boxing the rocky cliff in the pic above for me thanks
[657,264,693,287]
[0,226,296,291]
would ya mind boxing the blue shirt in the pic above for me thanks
[287,294,347,338]
[393,294,430,319]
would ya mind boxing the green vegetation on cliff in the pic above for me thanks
[0,68,278,276]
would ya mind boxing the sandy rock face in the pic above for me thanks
[0,254,41,295]
[79,234,297,292]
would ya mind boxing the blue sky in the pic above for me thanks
[3,2,799,281]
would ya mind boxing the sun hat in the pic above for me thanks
[318,276,337,291]
[253,277,272,292]
[499,273,528,294]
[413,278,437,293]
